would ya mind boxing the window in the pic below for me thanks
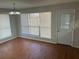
[0,14,12,39]
[40,12,51,38]
[21,14,29,34]
[28,13,40,35]
[20,12,51,39]
[60,14,70,29]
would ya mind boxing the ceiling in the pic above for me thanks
[0,0,78,9]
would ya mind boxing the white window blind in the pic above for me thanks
[40,12,51,38]
[21,14,29,34]
[28,13,40,35]
[0,14,11,39]
[21,12,51,39]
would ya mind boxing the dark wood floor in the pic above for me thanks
[0,37,79,59]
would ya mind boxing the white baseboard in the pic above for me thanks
[0,36,17,44]
[19,35,79,48]
[73,45,79,48]
[0,34,79,49]
[19,35,57,44]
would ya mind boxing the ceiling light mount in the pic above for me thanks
[9,0,21,15]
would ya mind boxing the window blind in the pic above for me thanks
[21,12,51,39]
[0,14,11,39]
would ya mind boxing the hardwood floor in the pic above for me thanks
[0,37,79,59]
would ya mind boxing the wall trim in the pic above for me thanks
[0,35,79,48]
[73,45,79,48]
[19,35,57,44]
[0,36,17,44]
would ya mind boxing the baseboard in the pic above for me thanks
[0,36,17,44]
[19,35,57,44]
[19,35,79,48]
[73,45,79,48]
[0,35,79,49]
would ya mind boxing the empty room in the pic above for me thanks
[0,0,79,59]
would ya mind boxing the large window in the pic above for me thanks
[40,12,51,38]
[28,13,40,35]
[21,12,51,39]
[0,14,12,39]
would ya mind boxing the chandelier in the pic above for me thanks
[9,0,21,15]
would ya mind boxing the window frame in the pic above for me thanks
[20,12,52,39]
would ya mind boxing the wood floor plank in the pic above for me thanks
[0,37,79,59]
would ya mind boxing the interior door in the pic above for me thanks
[57,9,74,46]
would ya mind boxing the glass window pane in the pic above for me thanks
[20,12,51,39]
[60,14,70,29]
[0,14,11,39]
[28,13,40,26]
[21,14,29,34]
[40,12,51,27]
[29,27,39,35]
[0,29,11,39]
[0,15,11,28]
[40,28,51,39]
[40,12,51,39]
[21,14,28,26]
[21,27,29,34]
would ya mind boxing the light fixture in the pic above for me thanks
[9,11,21,15]
[9,1,21,15]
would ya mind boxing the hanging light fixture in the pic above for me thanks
[9,0,21,15]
